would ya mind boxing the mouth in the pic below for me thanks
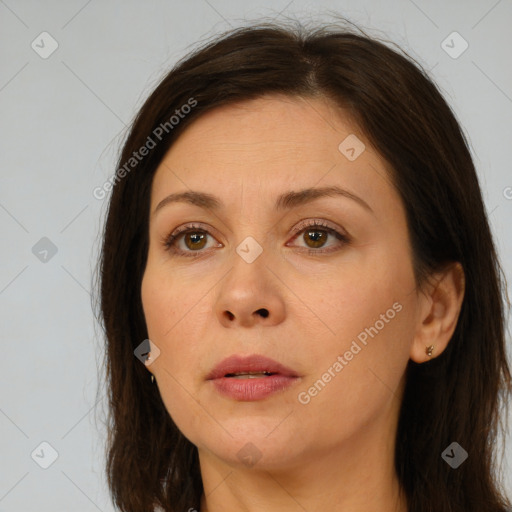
[206,354,300,401]
[224,371,276,379]
[206,354,299,380]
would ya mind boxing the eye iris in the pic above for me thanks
[184,232,207,250]
[304,229,327,248]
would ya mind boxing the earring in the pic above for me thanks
[146,353,155,383]
[426,345,435,357]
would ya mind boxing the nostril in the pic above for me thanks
[256,308,269,318]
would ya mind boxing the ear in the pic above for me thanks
[410,262,465,363]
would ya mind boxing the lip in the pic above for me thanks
[206,354,300,401]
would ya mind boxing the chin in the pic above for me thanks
[194,421,308,471]
[210,443,302,472]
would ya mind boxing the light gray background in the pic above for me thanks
[1,1,511,510]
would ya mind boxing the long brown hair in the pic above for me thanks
[94,18,512,512]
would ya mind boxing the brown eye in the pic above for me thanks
[162,224,222,258]
[183,231,207,250]
[303,229,329,248]
[287,220,351,255]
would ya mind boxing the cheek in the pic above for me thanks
[141,261,222,374]
[141,264,204,342]
[296,309,413,443]
[140,268,200,380]
[303,264,410,353]
[294,255,415,424]
[141,269,212,439]
[141,274,173,351]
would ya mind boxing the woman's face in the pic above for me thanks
[141,95,422,471]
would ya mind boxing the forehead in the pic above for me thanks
[150,95,399,217]
[161,95,361,164]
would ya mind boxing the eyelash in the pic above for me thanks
[161,219,351,258]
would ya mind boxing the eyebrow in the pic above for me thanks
[152,185,373,216]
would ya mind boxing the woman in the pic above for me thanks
[96,19,512,512]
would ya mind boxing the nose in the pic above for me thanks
[215,255,286,328]
[224,307,269,322]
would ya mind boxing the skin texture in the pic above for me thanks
[141,95,465,512]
